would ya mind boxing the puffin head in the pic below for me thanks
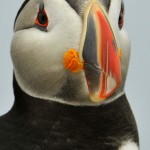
[11,0,130,106]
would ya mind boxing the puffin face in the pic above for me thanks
[11,0,130,105]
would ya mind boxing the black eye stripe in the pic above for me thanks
[14,0,30,27]
[121,1,124,13]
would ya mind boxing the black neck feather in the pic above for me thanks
[0,76,139,149]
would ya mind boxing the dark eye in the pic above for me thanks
[35,1,48,30]
[118,2,124,30]
[35,11,48,28]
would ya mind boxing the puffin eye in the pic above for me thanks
[35,11,48,28]
[118,2,124,30]
[35,1,48,30]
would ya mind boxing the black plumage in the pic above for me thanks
[0,77,139,150]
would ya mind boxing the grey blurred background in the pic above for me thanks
[0,0,149,149]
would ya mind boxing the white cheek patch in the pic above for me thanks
[118,29,131,88]
[11,0,85,104]
[119,141,139,150]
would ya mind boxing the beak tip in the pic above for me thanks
[90,94,105,103]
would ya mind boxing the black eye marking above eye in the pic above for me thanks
[118,1,125,30]
[14,0,30,27]
[39,0,44,12]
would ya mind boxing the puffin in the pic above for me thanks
[0,0,139,150]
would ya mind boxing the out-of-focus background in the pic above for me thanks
[0,0,149,149]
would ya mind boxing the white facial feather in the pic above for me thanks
[119,140,139,150]
[12,0,89,104]
[11,0,131,105]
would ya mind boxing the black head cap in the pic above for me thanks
[66,0,111,16]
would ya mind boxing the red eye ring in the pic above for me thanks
[35,10,48,28]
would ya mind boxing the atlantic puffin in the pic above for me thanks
[0,0,139,149]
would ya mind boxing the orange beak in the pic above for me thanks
[79,0,122,102]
